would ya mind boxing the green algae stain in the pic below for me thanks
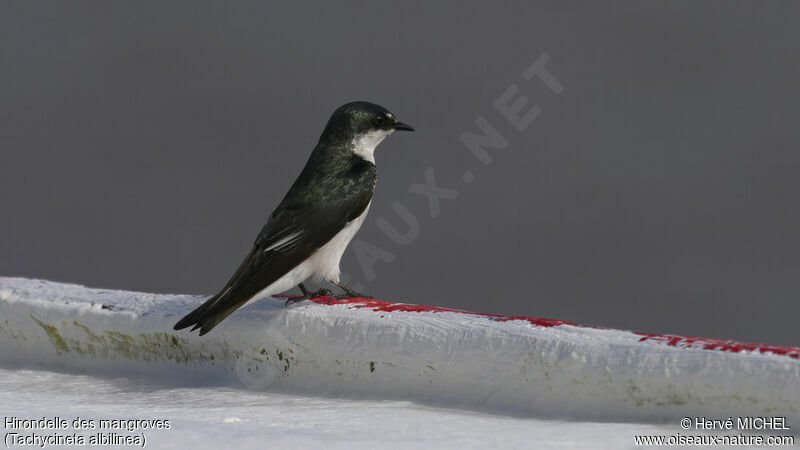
[72,321,102,341]
[28,316,263,369]
[29,318,215,364]
[105,330,135,356]
[30,316,69,354]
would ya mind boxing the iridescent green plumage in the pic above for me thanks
[174,102,412,335]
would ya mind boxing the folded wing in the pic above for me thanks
[174,156,376,335]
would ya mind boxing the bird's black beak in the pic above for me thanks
[393,122,415,132]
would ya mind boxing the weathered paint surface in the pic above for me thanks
[1,277,799,422]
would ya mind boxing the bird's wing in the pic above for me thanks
[174,157,376,335]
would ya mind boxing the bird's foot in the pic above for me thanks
[329,280,369,299]
[333,288,370,299]
[308,288,333,298]
[285,285,334,306]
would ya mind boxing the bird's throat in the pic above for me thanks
[350,129,393,163]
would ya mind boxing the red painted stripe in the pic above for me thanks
[309,296,580,327]
[305,296,800,359]
[634,333,800,359]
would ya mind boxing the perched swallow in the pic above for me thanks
[174,101,414,335]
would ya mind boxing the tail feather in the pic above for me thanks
[173,291,252,336]
[173,293,222,331]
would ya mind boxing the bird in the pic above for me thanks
[173,101,414,335]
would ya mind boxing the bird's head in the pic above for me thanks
[319,101,414,161]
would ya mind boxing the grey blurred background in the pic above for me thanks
[2,1,798,345]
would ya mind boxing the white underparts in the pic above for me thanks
[245,201,372,306]
[305,200,371,284]
[243,129,389,305]
[351,129,393,163]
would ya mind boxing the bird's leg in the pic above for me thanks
[298,282,310,297]
[330,280,369,299]
[285,282,333,306]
